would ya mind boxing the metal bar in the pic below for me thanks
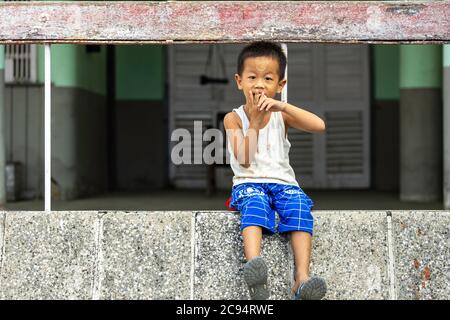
[281,43,287,103]
[0,1,449,44]
[44,44,50,212]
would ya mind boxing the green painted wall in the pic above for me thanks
[34,0,106,96]
[116,45,164,101]
[36,44,164,100]
[373,45,400,100]
[444,45,450,68]
[37,45,107,96]
[0,45,4,70]
[400,45,442,89]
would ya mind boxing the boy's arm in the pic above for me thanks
[223,112,260,168]
[282,103,326,133]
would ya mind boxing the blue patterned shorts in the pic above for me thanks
[229,183,315,235]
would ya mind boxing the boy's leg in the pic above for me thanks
[229,183,276,300]
[290,231,312,294]
[269,184,325,299]
[230,183,276,261]
[242,226,263,260]
[242,227,269,300]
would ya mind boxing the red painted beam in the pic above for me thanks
[0,1,449,44]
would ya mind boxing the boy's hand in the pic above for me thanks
[247,91,266,126]
[256,93,286,112]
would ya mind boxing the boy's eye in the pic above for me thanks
[266,78,273,81]
[248,76,255,79]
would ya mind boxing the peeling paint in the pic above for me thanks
[421,266,431,288]
[413,259,420,270]
[422,266,431,281]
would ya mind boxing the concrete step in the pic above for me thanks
[0,211,448,300]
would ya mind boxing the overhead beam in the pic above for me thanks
[0,1,449,44]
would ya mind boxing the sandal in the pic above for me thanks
[243,257,270,300]
[294,276,327,300]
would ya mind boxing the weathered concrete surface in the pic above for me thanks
[0,212,4,271]
[0,211,98,299]
[0,210,448,300]
[98,211,192,299]
[194,212,291,300]
[311,211,390,300]
[0,1,449,44]
[52,87,108,200]
[194,211,391,300]
[400,89,443,202]
[392,211,450,300]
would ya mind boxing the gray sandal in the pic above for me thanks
[294,276,327,300]
[243,257,270,300]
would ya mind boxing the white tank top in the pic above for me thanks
[227,105,299,187]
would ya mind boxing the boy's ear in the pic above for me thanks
[234,73,243,90]
[277,79,287,93]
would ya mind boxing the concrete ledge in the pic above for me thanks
[0,210,448,300]
[311,211,390,300]
[97,212,192,299]
[391,211,449,300]
[194,212,291,300]
[0,211,98,299]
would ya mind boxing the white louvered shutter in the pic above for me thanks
[288,44,370,188]
[284,44,317,187]
[321,44,370,188]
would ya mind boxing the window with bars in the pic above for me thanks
[4,0,37,84]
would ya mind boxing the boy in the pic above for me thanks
[224,41,327,300]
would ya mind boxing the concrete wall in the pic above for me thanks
[52,87,108,200]
[4,43,109,200]
[115,45,164,101]
[0,210,447,300]
[373,45,400,101]
[400,45,443,202]
[372,45,400,192]
[115,100,167,191]
[4,85,44,199]
[37,45,107,96]
[114,45,167,190]
[4,86,108,200]
[5,43,167,196]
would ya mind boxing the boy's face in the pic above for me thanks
[234,56,286,103]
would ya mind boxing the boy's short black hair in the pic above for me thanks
[237,41,286,80]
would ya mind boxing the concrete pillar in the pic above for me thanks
[400,45,442,202]
[0,44,5,207]
[444,45,450,209]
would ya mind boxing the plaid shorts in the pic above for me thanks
[229,183,315,235]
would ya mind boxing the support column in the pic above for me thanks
[400,45,442,202]
[0,44,5,207]
[444,45,450,209]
